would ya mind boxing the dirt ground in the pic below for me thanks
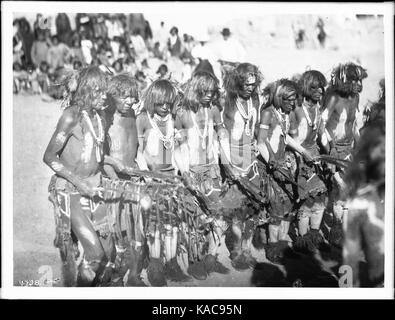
[12,16,385,287]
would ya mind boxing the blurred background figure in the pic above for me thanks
[152,41,164,60]
[216,27,246,63]
[143,20,153,49]
[46,35,72,73]
[112,59,124,75]
[13,20,25,65]
[343,112,385,287]
[130,29,149,63]
[80,32,93,65]
[168,26,182,58]
[13,62,28,94]
[30,30,50,67]
[292,20,306,49]
[315,17,327,49]
[55,13,73,46]
[70,38,85,65]
[191,32,222,86]
[155,21,169,53]
[93,14,108,39]
[156,63,169,79]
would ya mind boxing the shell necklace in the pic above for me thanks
[236,96,255,137]
[148,113,174,150]
[302,99,319,131]
[82,110,105,162]
[191,107,209,150]
[273,108,290,136]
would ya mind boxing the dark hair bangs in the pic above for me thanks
[143,79,177,116]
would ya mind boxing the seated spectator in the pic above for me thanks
[46,35,72,73]
[156,64,169,79]
[92,36,104,54]
[73,60,83,71]
[118,43,130,64]
[37,61,51,94]
[13,62,28,94]
[135,70,148,91]
[112,59,124,75]
[26,64,41,94]
[123,56,139,75]
[97,46,111,67]
[31,31,50,67]
[152,41,164,60]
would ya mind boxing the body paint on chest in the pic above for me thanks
[81,133,94,163]
[335,108,348,140]
[268,125,283,154]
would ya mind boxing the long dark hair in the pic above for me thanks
[223,63,263,104]
[142,79,179,117]
[299,70,327,98]
[181,71,220,113]
[263,78,299,109]
[329,62,367,96]
[67,66,108,114]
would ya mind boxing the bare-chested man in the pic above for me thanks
[44,66,113,286]
[322,62,368,222]
[289,70,330,249]
[219,63,265,270]
[136,79,190,286]
[257,79,312,263]
[102,73,145,286]
[175,70,230,280]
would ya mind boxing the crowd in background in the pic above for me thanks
[13,13,247,100]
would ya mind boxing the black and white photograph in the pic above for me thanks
[1,1,394,299]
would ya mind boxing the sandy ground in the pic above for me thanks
[12,16,385,287]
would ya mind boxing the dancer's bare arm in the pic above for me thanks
[43,109,95,196]
[173,109,190,174]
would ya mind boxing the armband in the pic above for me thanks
[259,124,270,130]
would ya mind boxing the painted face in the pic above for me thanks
[280,89,297,114]
[239,73,257,99]
[92,86,107,111]
[115,93,139,114]
[351,79,363,94]
[154,102,171,118]
[200,88,215,105]
[308,80,324,102]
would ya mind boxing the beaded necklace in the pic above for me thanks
[191,107,209,150]
[235,96,256,137]
[147,113,174,150]
[82,110,104,162]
